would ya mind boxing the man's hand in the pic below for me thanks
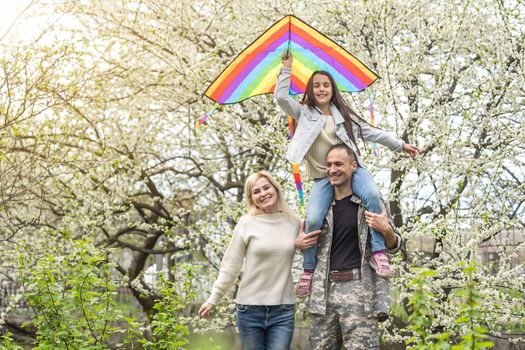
[403,143,420,157]
[295,221,321,250]
[365,206,390,233]
[365,205,397,249]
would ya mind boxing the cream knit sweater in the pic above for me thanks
[207,212,301,305]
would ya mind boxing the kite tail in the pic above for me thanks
[288,115,304,215]
[367,89,377,156]
[195,103,219,129]
[291,163,305,216]
[288,115,295,139]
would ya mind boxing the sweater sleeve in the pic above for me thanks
[275,67,302,119]
[207,221,247,305]
[354,119,404,152]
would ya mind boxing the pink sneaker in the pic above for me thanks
[369,253,394,278]
[295,271,313,298]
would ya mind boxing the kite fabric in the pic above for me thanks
[204,14,379,105]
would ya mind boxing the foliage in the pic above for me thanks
[17,233,127,349]
[142,265,199,350]
[401,261,496,349]
[404,268,451,349]
[0,332,24,350]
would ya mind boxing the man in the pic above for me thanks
[295,144,402,349]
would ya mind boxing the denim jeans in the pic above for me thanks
[236,304,295,350]
[303,177,333,270]
[303,167,385,270]
[352,166,385,252]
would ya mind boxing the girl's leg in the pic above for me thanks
[352,167,393,278]
[351,167,385,252]
[303,177,334,270]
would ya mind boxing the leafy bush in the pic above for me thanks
[141,265,199,350]
[402,261,494,349]
[17,235,126,349]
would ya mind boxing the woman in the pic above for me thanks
[198,171,302,350]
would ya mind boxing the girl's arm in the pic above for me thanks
[355,120,420,156]
[205,221,247,306]
[354,120,405,152]
[275,55,302,119]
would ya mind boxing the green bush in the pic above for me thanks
[141,265,199,350]
[17,236,126,349]
[0,332,24,350]
[403,261,494,349]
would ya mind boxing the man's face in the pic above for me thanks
[326,148,357,187]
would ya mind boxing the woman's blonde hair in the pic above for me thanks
[244,171,294,217]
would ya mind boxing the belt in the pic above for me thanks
[329,268,361,282]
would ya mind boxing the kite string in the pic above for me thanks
[366,89,377,156]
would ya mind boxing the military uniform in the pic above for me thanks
[309,195,402,349]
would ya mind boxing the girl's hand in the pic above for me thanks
[198,302,214,319]
[281,51,293,68]
[403,143,420,157]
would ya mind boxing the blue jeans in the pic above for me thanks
[303,167,385,270]
[303,177,333,270]
[236,304,295,350]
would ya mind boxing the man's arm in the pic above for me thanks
[365,207,400,251]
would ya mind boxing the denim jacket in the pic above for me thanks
[309,195,402,316]
[275,67,405,165]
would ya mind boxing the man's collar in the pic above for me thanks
[331,193,362,205]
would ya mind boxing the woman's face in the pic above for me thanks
[251,177,279,214]
[312,74,333,108]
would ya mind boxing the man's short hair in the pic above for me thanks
[327,144,357,162]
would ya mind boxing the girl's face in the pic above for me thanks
[251,177,279,214]
[312,74,333,108]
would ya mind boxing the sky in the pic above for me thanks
[0,0,42,43]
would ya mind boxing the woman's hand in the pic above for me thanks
[403,143,420,157]
[295,221,321,250]
[281,51,293,68]
[198,302,214,319]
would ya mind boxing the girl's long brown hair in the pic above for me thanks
[300,71,368,155]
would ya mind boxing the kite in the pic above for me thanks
[200,15,379,212]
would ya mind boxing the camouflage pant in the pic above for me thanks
[309,278,379,350]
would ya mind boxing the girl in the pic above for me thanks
[275,54,419,297]
[198,171,302,350]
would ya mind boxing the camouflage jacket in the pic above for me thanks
[309,195,402,316]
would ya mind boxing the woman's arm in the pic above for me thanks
[275,55,302,119]
[205,223,247,306]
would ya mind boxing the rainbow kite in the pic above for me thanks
[204,15,378,105]
[201,15,379,211]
